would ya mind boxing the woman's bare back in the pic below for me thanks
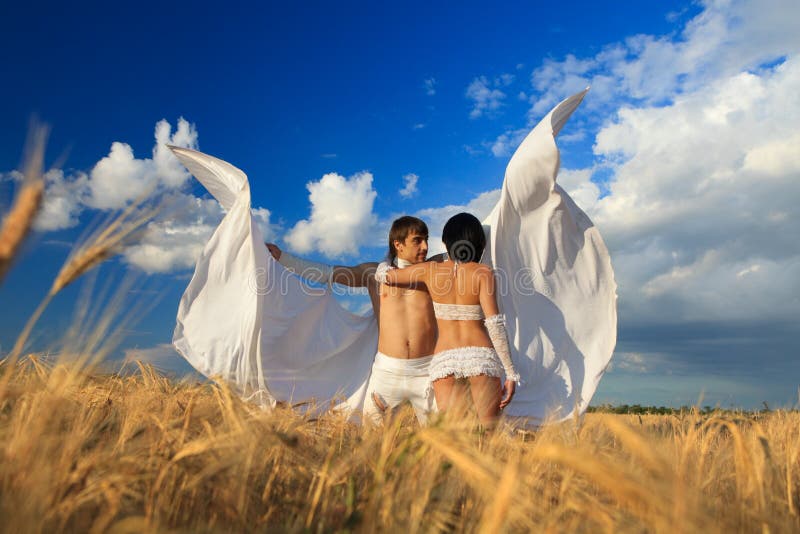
[425,261,498,353]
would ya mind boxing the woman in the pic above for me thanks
[376,212,520,426]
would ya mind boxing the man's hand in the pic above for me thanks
[265,243,282,260]
[499,379,516,409]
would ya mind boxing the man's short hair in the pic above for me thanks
[387,216,428,262]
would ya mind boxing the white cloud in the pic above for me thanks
[121,192,223,273]
[285,171,377,258]
[497,73,515,86]
[1,117,278,274]
[251,207,278,242]
[0,170,24,182]
[33,169,89,231]
[87,141,153,209]
[423,78,437,96]
[742,133,800,176]
[399,173,419,198]
[15,118,200,233]
[609,352,649,374]
[489,111,583,158]
[463,144,483,156]
[526,0,800,118]
[736,264,761,278]
[466,76,507,119]
[152,118,198,188]
[557,168,600,212]
[490,128,528,157]
[588,55,800,324]
[415,189,501,255]
[530,54,595,115]
[87,117,198,209]
[120,192,279,274]
[558,130,586,143]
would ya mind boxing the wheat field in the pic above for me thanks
[0,356,797,533]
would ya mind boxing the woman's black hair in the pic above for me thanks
[441,212,486,263]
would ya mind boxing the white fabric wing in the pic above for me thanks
[171,88,616,423]
[170,147,378,411]
[482,89,618,423]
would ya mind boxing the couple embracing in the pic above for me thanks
[172,89,617,426]
[268,213,519,427]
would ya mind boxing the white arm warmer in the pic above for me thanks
[278,251,335,284]
[484,314,521,384]
[374,261,393,284]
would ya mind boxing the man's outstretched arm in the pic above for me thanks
[266,243,378,288]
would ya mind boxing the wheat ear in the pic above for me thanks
[0,126,47,284]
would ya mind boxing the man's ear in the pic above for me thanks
[393,239,403,251]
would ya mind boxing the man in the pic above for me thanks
[266,216,439,423]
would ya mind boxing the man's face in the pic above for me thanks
[395,232,428,264]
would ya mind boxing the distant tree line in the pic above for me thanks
[586,402,796,415]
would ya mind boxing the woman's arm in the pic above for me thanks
[477,266,500,316]
[376,261,429,288]
[478,266,519,408]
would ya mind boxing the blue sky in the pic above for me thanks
[1,0,798,409]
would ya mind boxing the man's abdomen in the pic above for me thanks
[377,297,436,359]
[377,326,437,358]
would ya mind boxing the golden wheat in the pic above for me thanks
[0,358,797,533]
[0,126,47,284]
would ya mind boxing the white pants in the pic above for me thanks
[362,352,436,424]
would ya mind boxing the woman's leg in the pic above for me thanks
[467,374,503,427]
[433,376,469,418]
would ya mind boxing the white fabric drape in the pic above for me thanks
[171,149,378,410]
[482,89,618,422]
[171,88,617,423]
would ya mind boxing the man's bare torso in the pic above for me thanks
[371,281,436,359]
[267,237,437,361]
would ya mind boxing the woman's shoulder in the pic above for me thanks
[468,263,494,286]
[465,262,492,274]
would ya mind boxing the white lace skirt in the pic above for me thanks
[428,346,504,382]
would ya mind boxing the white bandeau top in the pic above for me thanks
[432,302,485,321]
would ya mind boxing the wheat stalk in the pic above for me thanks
[0,126,47,284]
[3,192,158,384]
[50,199,157,295]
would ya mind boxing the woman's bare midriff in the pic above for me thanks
[433,319,493,353]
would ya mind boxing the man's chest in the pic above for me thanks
[379,285,431,308]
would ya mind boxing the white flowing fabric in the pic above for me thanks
[482,89,617,422]
[171,88,616,423]
[171,148,378,410]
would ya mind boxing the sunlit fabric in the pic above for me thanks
[482,89,618,422]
